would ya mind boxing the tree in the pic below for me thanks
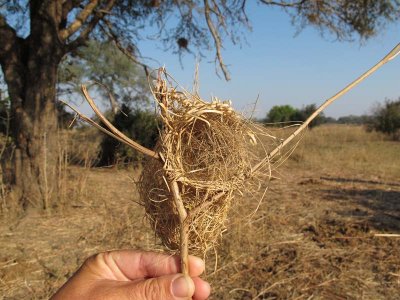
[98,104,159,167]
[368,99,400,140]
[58,39,150,113]
[59,39,156,166]
[265,103,329,127]
[1,1,399,210]
[292,104,327,128]
[266,105,297,124]
[337,115,370,125]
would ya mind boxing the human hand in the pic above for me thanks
[50,250,211,300]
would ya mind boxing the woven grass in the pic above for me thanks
[138,71,270,256]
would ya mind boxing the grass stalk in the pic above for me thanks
[251,42,400,174]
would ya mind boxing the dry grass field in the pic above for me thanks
[1,124,399,299]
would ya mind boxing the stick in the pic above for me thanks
[374,233,400,238]
[61,96,159,160]
[60,100,137,146]
[81,85,159,159]
[251,42,400,174]
[168,180,189,275]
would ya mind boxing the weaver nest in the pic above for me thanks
[138,73,262,256]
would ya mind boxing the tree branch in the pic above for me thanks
[99,20,152,78]
[0,13,25,79]
[204,0,231,81]
[60,0,82,30]
[259,0,305,8]
[59,0,99,40]
[81,85,159,159]
[66,0,115,50]
[251,42,400,174]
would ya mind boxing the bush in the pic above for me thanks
[368,99,400,140]
[292,104,327,128]
[265,104,327,128]
[337,115,371,125]
[98,105,159,166]
[265,105,297,124]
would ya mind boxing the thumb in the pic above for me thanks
[128,274,195,300]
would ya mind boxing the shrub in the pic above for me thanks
[337,115,371,125]
[368,99,400,140]
[98,105,159,166]
[265,105,297,124]
[265,104,327,128]
[292,104,327,128]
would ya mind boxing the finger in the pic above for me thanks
[192,277,211,300]
[125,274,195,300]
[96,250,205,280]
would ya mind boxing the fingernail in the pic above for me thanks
[172,275,193,298]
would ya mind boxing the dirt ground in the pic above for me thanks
[1,125,400,299]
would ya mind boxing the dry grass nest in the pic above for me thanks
[138,71,275,257]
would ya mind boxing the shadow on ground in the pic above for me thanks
[320,177,400,232]
[320,176,400,188]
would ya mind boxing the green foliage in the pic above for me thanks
[368,99,400,140]
[289,0,400,41]
[265,103,327,128]
[98,104,159,166]
[266,105,297,124]
[337,115,371,125]
[58,40,150,109]
[292,104,327,128]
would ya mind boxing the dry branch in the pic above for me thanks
[251,42,400,174]
[59,0,100,40]
[80,85,158,159]
[204,0,231,81]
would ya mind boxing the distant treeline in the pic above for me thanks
[334,115,372,124]
[262,103,371,127]
[0,95,399,168]
[262,99,400,140]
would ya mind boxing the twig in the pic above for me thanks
[80,85,159,159]
[251,42,400,174]
[168,180,189,275]
[204,0,231,81]
[374,234,400,238]
[60,100,145,150]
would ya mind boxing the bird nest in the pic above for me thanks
[69,45,399,273]
[138,73,262,256]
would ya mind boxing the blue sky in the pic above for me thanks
[138,3,400,119]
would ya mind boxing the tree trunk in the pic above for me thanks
[17,50,63,208]
[13,63,60,209]
[1,5,64,210]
